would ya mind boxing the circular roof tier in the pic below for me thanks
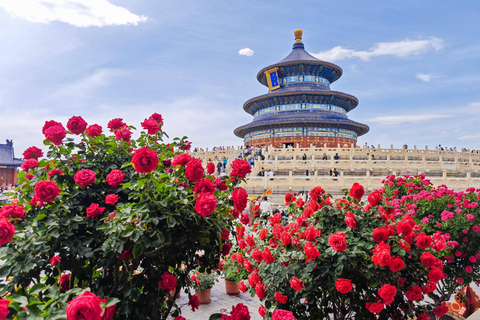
[243,91,359,115]
[257,30,343,87]
[234,112,370,138]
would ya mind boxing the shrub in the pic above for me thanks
[0,114,250,319]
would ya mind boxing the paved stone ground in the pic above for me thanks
[173,277,263,320]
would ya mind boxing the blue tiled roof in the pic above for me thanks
[243,91,358,115]
[0,140,24,167]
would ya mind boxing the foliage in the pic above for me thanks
[222,249,250,283]
[0,115,250,319]
[190,268,218,291]
[233,184,465,319]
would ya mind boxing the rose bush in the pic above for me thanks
[0,114,250,319]
[230,181,475,319]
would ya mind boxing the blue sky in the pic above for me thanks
[0,0,479,156]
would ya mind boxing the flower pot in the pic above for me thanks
[225,279,240,295]
[195,288,211,304]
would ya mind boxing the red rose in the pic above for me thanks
[0,218,16,246]
[0,300,9,319]
[388,257,405,272]
[368,190,382,206]
[50,255,61,266]
[188,295,200,312]
[132,147,158,173]
[372,241,391,267]
[416,233,432,249]
[335,278,352,293]
[328,232,347,252]
[420,252,437,268]
[428,268,443,283]
[185,159,204,182]
[230,159,251,179]
[100,298,116,320]
[194,193,217,217]
[229,303,249,320]
[255,283,266,299]
[0,204,25,221]
[23,146,43,159]
[141,117,160,134]
[222,242,232,256]
[34,180,61,204]
[372,226,392,242]
[280,232,292,246]
[158,272,177,291]
[45,124,66,145]
[105,194,120,205]
[303,225,321,241]
[86,124,103,137]
[274,292,288,304]
[243,259,253,272]
[262,247,273,264]
[238,281,247,293]
[118,249,132,260]
[422,281,437,294]
[304,241,320,263]
[289,277,305,291]
[240,212,250,225]
[206,162,215,175]
[284,192,296,205]
[272,309,295,320]
[417,313,430,320]
[232,188,248,212]
[86,203,105,219]
[405,285,423,301]
[378,284,396,305]
[106,169,125,188]
[349,182,364,200]
[150,113,163,125]
[59,273,71,291]
[66,291,102,320]
[344,212,357,229]
[67,116,87,135]
[172,153,192,167]
[296,197,304,208]
[107,118,126,131]
[309,186,325,203]
[248,271,261,287]
[214,177,228,191]
[115,128,131,142]
[432,303,448,317]
[163,159,171,167]
[48,168,63,177]
[258,305,266,317]
[42,120,62,134]
[220,228,229,240]
[74,169,96,187]
[366,302,384,313]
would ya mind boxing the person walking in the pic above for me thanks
[260,196,272,216]
[248,196,256,226]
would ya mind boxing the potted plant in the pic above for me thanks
[191,268,218,304]
[221,250,249,295]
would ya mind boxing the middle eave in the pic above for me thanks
[243,90,359,115]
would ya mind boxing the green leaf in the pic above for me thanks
[30,283,46,295]
[105,297,120,307]
[9,294,28,307]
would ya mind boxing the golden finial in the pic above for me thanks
[294,29,303,43]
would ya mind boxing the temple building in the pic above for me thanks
[234,30,369,148]
[0,140,23,187]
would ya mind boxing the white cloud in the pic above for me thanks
[313,37,444,62]
[238,48,254,57]
[416,73,432,82]
[0,0,147,27]
[458,134,480,140]
[416,73,442,82]
[368,114,450,125]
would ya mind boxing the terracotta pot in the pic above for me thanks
[195,288,211,304]
[225,279,240,295]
